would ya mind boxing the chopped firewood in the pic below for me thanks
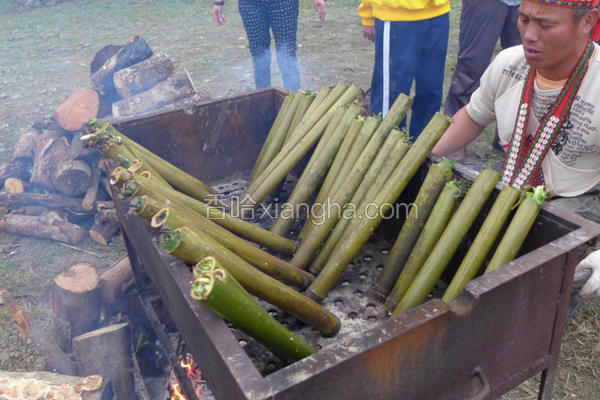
[52,87,100,131]
[113,52,175,98]
[0,192,90,213]
[12,205,48,216]
[53,263,101,337]
[111,69,195,118]
[90,203,120,245]
[0,289,77,375]
[99,255,133,304]
[72,323,135,400]
[0,211,87,244]
[12,126,40,159]
[0,158,32,186]
[82,163,102,211]
[90,35,153,97]
[0,371,107,400]
[4,177,25,194]
[90,44,123,75]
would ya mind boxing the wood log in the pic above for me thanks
[114,52,175,98]
[0,211,87,244]
[82,163,102,211]
[89,203,120,245]
[0,289,77,375]
[0,371,107,400]
[111,69,195,118]
[72,323,135,400]
[0,158,32,185]
[53,263,101,337]
[52,87,100,131]
[13,126,40,159]
[12,205,48,216]
[4,178,25,193]
[90,35,153,97]
[0,192,89,213]
[90,44,123,75]
[99,255,133,304]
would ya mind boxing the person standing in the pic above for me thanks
[212,0,326,92]
[444,0,522,118]
[359,0,450,139]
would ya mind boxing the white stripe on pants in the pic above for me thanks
[382,21,390,118]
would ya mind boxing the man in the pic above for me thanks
[359,0,450,138]
[433,0,600,297]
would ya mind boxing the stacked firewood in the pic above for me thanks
[0,35,206,247]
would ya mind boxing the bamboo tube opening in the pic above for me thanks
[158,227,182,252]
[212,268,226,280]
[139,171,152,179]
[130,196,147,214]
[191,275,213,300]
[127,160,143,173]
[109,166,129,186]
[193,256,217,276]
[121,180,139,197]
[151,208,169,228]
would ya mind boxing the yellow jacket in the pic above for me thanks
[358,0,450,25]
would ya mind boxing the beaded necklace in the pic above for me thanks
[500,40,594,189]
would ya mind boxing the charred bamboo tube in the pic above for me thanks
[283,92,315,146]
[442,185,521,301]
[250,93,295,185]
[292,94,412,270]
[244,84,361,206]
[305,112,450,301]
[86,119,217,203]
[484,185,548,274]
[191,264,317,361]
[385,181,462,311]
[118,169,297,254]
[309,129,410,275]
[150,206,312,287]
[298,118,366,241]
[392,166,500,316]
[160,228,340,336]
[271,105,361,237]
[373,159,455,300]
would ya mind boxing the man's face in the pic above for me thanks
[518,0,591,78]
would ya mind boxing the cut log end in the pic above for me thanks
[52,87,100,131]
[54,263,99,293]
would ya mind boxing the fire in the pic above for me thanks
[170,384,186,400]
[168,355,206,400]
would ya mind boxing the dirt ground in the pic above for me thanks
[0,0,598,398]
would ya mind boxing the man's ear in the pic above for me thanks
[582,8,600,35]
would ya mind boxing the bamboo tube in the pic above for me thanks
[291,94,413,270]
[129,195,165,220]
[484,185,548,274]
[130,171,296,254]
[86,119,217,203]
[392,166,500,316]
[160,228,340,336]
[193,255,220,277]
[250,93,295,185]
[385,181,462,310]
[244,84,361,206]
[149,206,312,287]
[191,264,317,361]
[298,118,366,241]
[308,129,410,275]
[283,92,315,146]
[373,159,455,300]
[271,105,361,237]
[305,112,450,302]
[303,87,330,118]
[442,185,521,301]
[125,159,172,188]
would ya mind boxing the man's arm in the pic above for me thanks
[432,107,486,156]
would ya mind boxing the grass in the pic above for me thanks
[0,0,598,398]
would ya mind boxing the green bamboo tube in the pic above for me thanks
[250,93,295,185]
[125,159,172,188]
[160,228,340,336]
[150,206,313,287]
[193,255,220,277]
[291,94,412,270]
[244,84,360,206]
[305,112,450,301]
[308,130,410,275]
[129,195,165,220]
[392,166,500,316]
[385,181,462,311]
[250,91,304,186]
[191,266,317,361]
[283,92,315,146]
[98,141,136,168]
[271,105,361,237]
[484,185,548,274]
[303,87,330,118]
[86,119,217,203]
[442,185,521,301]
[298,118,365,241]
[119,169,297,255]
[373,159,455,300]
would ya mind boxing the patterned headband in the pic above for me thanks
[530,0,599,7]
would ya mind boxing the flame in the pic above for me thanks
[170,383,186,400]
[181,358,193,377]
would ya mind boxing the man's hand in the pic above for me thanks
[576,250,600,298]
[213,4,226,25]
[362,25,375,42]
[313,0,326,21]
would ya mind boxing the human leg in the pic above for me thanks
[269,0,300,91]
[500,4,522,49]
[239,0,272,89]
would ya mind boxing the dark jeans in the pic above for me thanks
[370,14,449,139]
[238,0,300,91]
[444,0,521,116]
